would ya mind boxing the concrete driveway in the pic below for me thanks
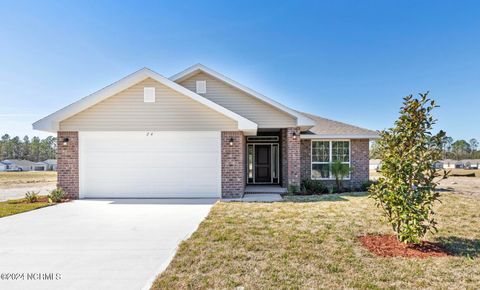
[0,199,216,290]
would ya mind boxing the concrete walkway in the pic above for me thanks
[0,198,216,290]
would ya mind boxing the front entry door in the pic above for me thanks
[255,145,271,183]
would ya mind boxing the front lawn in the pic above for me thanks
[152,192,480,289]
[0,171,57,187]
[0,197,52,218]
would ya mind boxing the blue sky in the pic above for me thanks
[0,0,479,140]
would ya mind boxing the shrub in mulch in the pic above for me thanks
[359,234,450,258]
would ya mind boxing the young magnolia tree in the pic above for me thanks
[369,92,446,244]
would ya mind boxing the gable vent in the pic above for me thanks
[144,87,155,103]
[196,80,206,94]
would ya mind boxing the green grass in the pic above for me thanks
[0,198,52,218]
[152,192,480,289]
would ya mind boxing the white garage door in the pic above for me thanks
[79,131,221,198]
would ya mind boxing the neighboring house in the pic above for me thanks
[2,159,36,171]
[34,162,46,171]
[462,159,480,170]
[369,159,381,171]
[33,64,379,199]
[0,161,7,172]
[35,159,57,171]
[433,161,444,169]
[442,159,464,169]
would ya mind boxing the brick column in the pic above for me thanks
[300,139,311,181]
[281,127,301,188]
[57,131,79,199]
[350,139,369,188]
[221,131,245,198]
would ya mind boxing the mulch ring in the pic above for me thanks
[359,234,450,258]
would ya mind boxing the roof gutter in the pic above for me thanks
[300,134,380,140]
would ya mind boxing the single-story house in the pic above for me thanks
[462,159,480,170]
[34,162,46,171]
[33,64,379,199]
[433,161,444,169]
[34,159,57,171]
[0,161,7,172]
[439,159,480,169]
[2,159,36,171]
[442,159,462,169]
[369,159,381,171]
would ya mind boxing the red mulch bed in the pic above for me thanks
[359,234,450,258]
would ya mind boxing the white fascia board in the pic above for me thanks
[170,64,316,128]
[33,68,257,135]
[300,134,380,140]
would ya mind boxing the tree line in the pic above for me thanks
[371,137,480,160]
[0,134,57,162]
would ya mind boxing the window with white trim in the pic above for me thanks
[311,140,350,179]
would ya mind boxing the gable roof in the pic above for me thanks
[33,68,257,135]
[35,159,57,165]
[3,159,36,167]
[299,112,379,139]
[170,64,315,129]
[43,159,57,165]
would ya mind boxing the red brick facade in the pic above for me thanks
[221,131,245,198]
[56,130,369,199]
[350,139,370,186]
[57,131,79,199]
[300,139,311,182]
[281,127,301,188]
[300,138,370,189]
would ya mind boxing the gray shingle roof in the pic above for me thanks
[3,159,36,166]
[299,112,379,138]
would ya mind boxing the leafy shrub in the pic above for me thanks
[331,160,352,191]
[288,184,300,194]
[301,179,328,194]
[48,188,66,203]
[369,93,446,244]
[25,191,39,203]
[361,180,378,191]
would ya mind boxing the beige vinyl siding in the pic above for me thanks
[178,72,296,128]
[60,78,238,131]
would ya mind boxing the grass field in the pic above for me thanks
[0,171,57,188]
[0,197,52,218]
[371,169,480,196]
[447,168,480,177]
[370,168,480,179]
[152,192,480,289]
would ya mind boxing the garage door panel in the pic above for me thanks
[79,132,222,198]
[84,153,187,169]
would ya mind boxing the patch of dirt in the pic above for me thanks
[359,235,450,258]
[437,176,480,196]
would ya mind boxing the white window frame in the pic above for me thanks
[311,139,351,180]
